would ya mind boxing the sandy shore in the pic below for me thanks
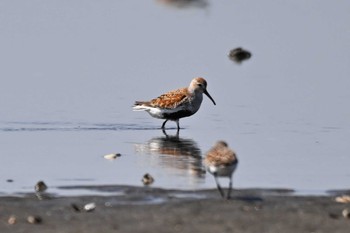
[1,186,350,233]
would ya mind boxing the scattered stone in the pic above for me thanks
[228,47,252,64]
[241,206,251,212]
[103,153,121,160]
[35,181,48,192]
[71,203,81,212]
[8,215,17,225]
[335,195,350,203]
[84,202,96,212]
[105,202,112,207]
[342,208,350,219]
[328,213,339,219]
[142,173,154,186]
[27,215,42,224]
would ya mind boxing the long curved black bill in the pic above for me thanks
[204,89,216,105]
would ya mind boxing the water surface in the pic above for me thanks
[1,0,350,196]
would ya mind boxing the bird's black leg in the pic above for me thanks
[214,174,225,198]
[227,176,233,200]
[161,120,168,129]
[176,119,180,130]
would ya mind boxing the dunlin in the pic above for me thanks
[34,181,48,192]
[204,141,238,199]
[133,77,216,130]
[142,173,155,185]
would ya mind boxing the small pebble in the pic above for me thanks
[27,215,42,224]
[105,202,112,207]
[71,203,81,212]
[6,179,14,183]
[8,215,17,225]
[103,153,121,160]
[84,202,96,212]
[228,47,252,63]
[35,181,48,192]
[329,213,339,219]
[342,208,350,219]
[142,173,154,186]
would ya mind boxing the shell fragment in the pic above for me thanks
[103,153,121,160]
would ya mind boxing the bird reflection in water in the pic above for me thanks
[156,0,209,9]
[134,129,205,179]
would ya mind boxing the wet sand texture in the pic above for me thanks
[1,188,350,233]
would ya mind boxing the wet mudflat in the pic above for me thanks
[1,187,350,233]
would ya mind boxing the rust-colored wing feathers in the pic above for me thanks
[135,87,189,109]
[205,146,237,166]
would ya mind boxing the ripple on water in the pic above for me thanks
[0,121,162,132]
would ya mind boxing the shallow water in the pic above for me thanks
[1,0,350,196]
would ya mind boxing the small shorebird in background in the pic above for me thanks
[133,77,216,130]
[204,141,238,199]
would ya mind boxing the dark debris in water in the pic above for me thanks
[157,0,209,9]
[228,47,252,64]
